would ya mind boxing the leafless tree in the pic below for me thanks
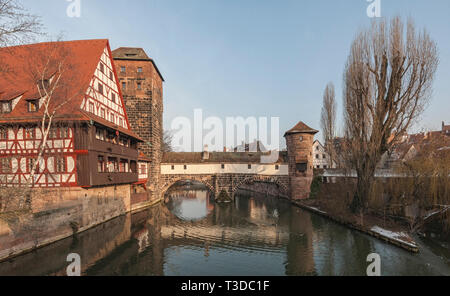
[24,42,79,190]
[320,82,337,167]
[162,130,174,153]
[0,0,41,46]
[343,17,439,213]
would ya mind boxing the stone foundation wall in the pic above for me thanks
[0,185,132,262]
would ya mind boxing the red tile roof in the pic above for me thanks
[0,39,141,140]
[284,121,318,136]
[0,40,100,117]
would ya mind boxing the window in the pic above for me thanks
[184,165,187,170]
[323,154,326,159]
[316,154,319,159]
[119,117,123,128]
[28,100,39,112]
[122,82,126,90]
[120,66,126,73]
[110,113,115,123]
[28,158,38,173]
[248,164,252,170]
[324,165,328,169]
[98,83,104,95]
[107,131,117,144]
[95,128,105,141]
[137,82,142,90]
[60,127,69,138]
[25,127,34,139]
[130,161,137,173]
[296,163,307,173]
[1,101,12,113]
[221,164,225,169]
[140,164,146,175]
[109,71,114,80]
[171,165,175,170]
[137,67,143,73]
[101,108,106,119]
[0,128,7,140]
[99,63,104,73]
[108,157,118,173]
[111,93,116,103]
[56,157,66,173]
[0,158,11,173]
[275,165,279,170]
[119,159,128,173]
[98,156,105,172]
[89,102,95,113]
[48,128,58,139]
[299,136,303,142]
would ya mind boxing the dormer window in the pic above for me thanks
[1,101,12,114]
[39,79,50,91]
[28,100,39,112]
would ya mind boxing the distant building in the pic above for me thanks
[312,140,336,169]
[442,121,450,136]
[380,123,450,169]
[233,140,267,153]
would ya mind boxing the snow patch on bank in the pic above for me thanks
[371,226,417,248]
[309,207,327,214]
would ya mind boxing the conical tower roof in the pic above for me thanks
[284,121,318,137]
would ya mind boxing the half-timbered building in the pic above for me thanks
[0,39,144,188]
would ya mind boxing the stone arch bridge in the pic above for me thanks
[161,152,290,202]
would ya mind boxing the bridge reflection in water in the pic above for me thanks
[0,185,449,276]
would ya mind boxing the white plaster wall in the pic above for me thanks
[161,163,289,176]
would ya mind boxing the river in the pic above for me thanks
[0,186,449,276]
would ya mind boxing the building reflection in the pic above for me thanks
[0,188,317,276]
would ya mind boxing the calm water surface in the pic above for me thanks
[0,187,449,276]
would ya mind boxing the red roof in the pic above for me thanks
[284,121,318,136]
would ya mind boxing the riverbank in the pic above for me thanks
[292,199,419,253]
[0,186,163,263]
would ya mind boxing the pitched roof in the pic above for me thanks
[284,121,318,136]
[162,151,288,164]
[112,47,165,81]
[0,40,141,140]
[0,39,107,122]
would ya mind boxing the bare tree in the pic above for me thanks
[0,0,41,46]
[320,82,337,167]
[162,130,174,153]
[24,42,79,190]
[343,17,439,213]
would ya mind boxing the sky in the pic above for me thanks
[22,0,450,150]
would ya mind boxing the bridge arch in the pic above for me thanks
[232,175,289,198]
[161,175,215,197]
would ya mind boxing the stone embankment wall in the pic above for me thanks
[0,185,132,262]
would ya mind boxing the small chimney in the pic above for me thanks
[202,145,210,160]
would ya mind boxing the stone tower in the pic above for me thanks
[284,121,318,200]
[112,47,164,202]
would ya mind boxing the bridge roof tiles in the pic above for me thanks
[162,151,288,164]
